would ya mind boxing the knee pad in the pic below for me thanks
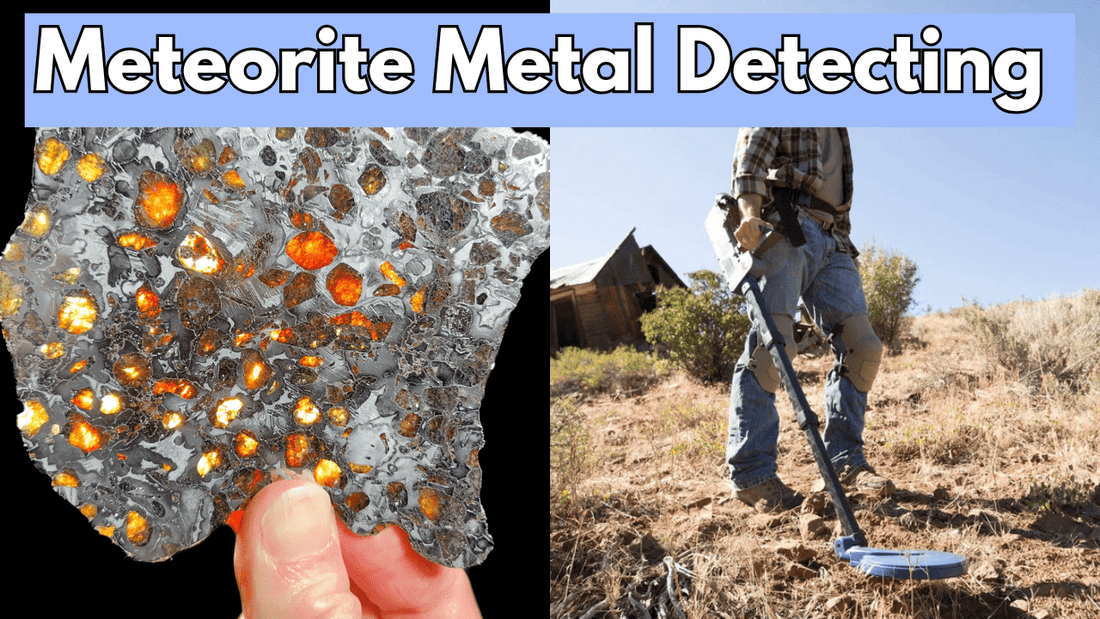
[834,314,883,392]
[748,314,796,393]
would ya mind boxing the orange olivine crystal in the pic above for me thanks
[136,171,183,229]
[285,231,338,270]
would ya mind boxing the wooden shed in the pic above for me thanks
[550,229,686,355]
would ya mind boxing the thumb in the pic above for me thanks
[234,479,362,619]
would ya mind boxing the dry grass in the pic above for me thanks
[550,292,1100,619]
[963,289,1100,393]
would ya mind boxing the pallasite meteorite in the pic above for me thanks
[3,127,549,568]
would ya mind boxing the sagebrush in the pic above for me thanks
[550,346,671,397]
[638,244,920,382]
[858,241,920,348]
[639,270,751,383]
[964,288,1100,393]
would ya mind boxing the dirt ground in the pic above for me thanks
[550,311,1100,618]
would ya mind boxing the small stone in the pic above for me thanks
[786,562,817,580]
[801,491,830,515]
[282,272,317,308]
[512,137,541,159]
[683,496,713,511]
[970,560,1002,582]
[770,540,815,563]
[799,513,828,540]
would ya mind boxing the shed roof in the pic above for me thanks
[640,244,688,289]
[549,228,639,290]
[550,254,610,289]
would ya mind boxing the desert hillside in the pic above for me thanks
[551,295,1099,619]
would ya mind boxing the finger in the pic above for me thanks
[337,522,482,619]
[234,479,362,619]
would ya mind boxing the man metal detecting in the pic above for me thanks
[719,127,894,513]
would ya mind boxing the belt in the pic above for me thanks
[771,186,839,215]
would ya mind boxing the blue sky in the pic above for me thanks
[549,0,1099,312]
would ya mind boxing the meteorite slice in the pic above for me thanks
[4,127,549,568]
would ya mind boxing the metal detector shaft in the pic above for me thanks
[737,274,866,546]
[703,206,865,545]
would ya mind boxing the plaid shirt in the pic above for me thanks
[731,127,858,256]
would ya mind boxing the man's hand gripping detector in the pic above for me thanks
[704,198,780,293]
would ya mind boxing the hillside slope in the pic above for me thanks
[551,304,1100,619]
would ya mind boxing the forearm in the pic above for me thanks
[730,192,771,251]
[738,193,763,221]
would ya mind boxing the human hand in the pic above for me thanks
[729,193,771,251]
[734,216,772,251]
[232,479,482,619]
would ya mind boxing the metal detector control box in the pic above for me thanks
[704,201,780,293]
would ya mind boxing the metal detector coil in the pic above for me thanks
[835,537,968,580]
[705,200,968,581]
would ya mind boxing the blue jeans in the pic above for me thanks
[727,212,871,490]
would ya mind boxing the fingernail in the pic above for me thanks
[260,484,335,561]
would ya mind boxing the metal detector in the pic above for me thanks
[705,203,968,580]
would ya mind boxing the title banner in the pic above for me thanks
[25,13,1074,126]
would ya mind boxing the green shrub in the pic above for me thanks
[636,245,919,381]
[639,270,751,383]
[1023,474,1096,513]
[550,346,670,397]
[859,242,921,347]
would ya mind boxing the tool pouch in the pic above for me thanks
[768,186,808,248]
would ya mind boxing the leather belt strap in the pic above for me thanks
[772,186,839,215]
[767,186,807,247]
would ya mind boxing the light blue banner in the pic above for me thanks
[25,13,1074,126]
